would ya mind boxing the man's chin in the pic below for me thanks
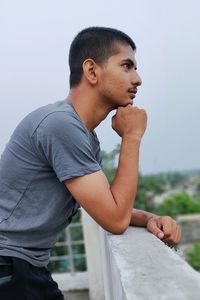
[120,99,133,106]
[110,99,133,110]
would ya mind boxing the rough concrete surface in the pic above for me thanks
[107,227,200,300]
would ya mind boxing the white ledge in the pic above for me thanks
[52,271,88,291]
[103,226,200,300]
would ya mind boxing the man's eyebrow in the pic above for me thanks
[121,59,137,70]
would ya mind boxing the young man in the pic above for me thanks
[0,27,181,299]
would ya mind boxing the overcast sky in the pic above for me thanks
[0,0,200,174]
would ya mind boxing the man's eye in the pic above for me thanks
[123,63,131,70]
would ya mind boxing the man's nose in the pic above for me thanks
[132,72,142,87]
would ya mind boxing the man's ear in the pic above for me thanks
[82,59,99,85]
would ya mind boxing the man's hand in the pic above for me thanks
[146,215,182,245]
[112,104,147,139]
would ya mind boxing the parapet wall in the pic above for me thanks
[82,211,200,300]
[177,213,200,244]
[104,226,200,300]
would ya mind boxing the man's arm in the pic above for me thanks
[130,208,157,227]
[65,105,147,234]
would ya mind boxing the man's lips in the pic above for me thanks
[128,88,137,98]
[128,88,137,94]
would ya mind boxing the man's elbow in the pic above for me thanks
[105,218,130,235]
[111,226,128,235]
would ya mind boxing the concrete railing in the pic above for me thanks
[82,211,200,300]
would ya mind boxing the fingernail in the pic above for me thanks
[158,232,164,239]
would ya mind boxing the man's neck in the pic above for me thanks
[68,86,112,132]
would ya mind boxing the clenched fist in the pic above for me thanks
[147,215,182,245]
[112,104,147,140]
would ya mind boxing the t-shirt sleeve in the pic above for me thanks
[32,112,102,182]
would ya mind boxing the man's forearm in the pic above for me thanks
[110,135,141,224]
[130,208,158,227]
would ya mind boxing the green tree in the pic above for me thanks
[101,144,120,183]
[155,193,200,218]
[185,242,200,271]
[134,174,167,211]
[101,145,167,212]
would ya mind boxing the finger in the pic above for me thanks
[163,223,181,245]
[169,221,179,243]
[161,218,173,237]
[171,223,182,244]
[174,229,181,244]
[178,227,182,243]
[155,219,163,230]
[163,228,178,245]
[147,219,164,239]
[176,226,182,244]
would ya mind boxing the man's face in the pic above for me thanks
[97,43,142,108]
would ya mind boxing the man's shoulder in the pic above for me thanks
[32,99,74,121]
[27,99,81,135]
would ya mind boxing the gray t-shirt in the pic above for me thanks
[0,99,102,267]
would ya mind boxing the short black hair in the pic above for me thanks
[69,26,136,88]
